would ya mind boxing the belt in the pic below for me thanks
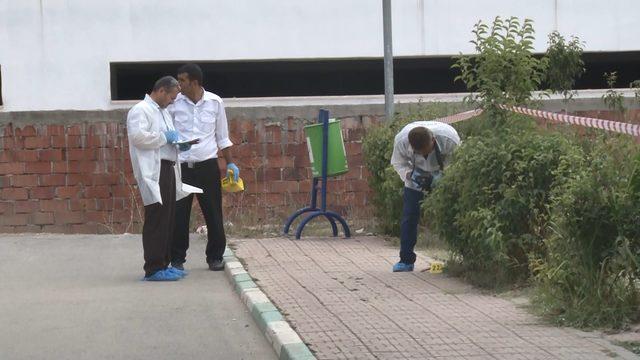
[161,159,176,166]
[184,158,216,168]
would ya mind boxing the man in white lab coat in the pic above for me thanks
[127,76,192,281]
[169,63,239,272]
[390,121,460,272]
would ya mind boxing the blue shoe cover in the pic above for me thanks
[167,267,187,277]
[144,269,181,281]
[392,262,414,272]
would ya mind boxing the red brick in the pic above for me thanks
[89,123,107,135]
[38,149,63,161]
[30,212,54,225]
[71,223,100,234]
[69,199,96,211]
[92,174,121,186]
[54,135,82,148]
[264,193,284,206]
[42,224,70,233]
[111,209,133,223]
[256,168,281,182]
[13,150,38,162]
[85,185,110,199]
[66,125,83,136]
[111,185,133,198]
[346,179,370,192]
[0,151,14,162]
[25,162,52,174]
[2,188,28,200]
[52,162,68,173]
[0,162,25,175]
[55,186,84,199]
[54,211,84,225]
[84,211,108,223]
[87,135,106,148]
[39,174,66,186]
[66,148,96,161]
[10,174,38,187]
[30,187,55,199]
[66,174,93,186]
[1,214,29,226]
[345,142,362,155]
[24,136,50,149]
[0,202,14,215]
[51,136,65,148]
[269,181,300,193]
[14,225,44,233]
[40,199,68,212]
[67,161,96,174]
[0,225,17,233]
[282,168,306,181]
[71,159,98,174]
[47,125,65,136]
[14,200,38,213]
[15,126,37,137]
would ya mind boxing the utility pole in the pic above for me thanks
[382,0,394,121]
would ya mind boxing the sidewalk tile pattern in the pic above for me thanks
[233,236,637,360]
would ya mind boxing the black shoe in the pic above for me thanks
[170,262,184,271]
[208,259,224,271]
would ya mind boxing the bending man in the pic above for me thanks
[390,121,460,272]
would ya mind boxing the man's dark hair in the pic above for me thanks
[177,63,204,85]
[152,76,179,92]
[408,127,433,151]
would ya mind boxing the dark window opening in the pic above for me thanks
[110,51,640,100]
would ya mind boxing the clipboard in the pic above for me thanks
[176,138,200,146]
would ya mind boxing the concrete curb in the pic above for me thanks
[223,247,316,360]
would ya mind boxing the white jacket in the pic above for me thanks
[127,95,189,206]
[391,121,461,191]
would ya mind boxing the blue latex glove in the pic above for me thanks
[164,130,179,144]
[226,163,240,182]
[178,142,191,151]
[431,171,443,188]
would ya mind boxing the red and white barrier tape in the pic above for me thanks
[503,105,640,137]
[433,106,640,137]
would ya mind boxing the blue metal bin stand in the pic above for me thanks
[283,109,351,239]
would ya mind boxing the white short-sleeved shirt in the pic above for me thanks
[168,90,233,163]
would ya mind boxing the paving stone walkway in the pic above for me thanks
[232,236,637,360]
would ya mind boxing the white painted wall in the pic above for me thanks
[0,0,638,111]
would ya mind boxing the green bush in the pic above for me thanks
[362,102,466,235]
[532,135,640,328]
[424,116,583,288]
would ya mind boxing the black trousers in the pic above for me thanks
[142,160,176,277]
[172,158,227,265]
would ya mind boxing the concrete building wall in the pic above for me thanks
[1,0,639,111]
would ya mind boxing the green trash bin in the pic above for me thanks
[304,119,349,178]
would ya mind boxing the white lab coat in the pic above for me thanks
[391,121,461,191]
[127,95,189,206]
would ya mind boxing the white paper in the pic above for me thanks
[182,183,203,194]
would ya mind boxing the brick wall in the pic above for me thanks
[0,112,379,234]
[1,105,638,234]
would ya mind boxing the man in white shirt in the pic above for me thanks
[127,76,190,281]
[168,63,239,272]
[390,121,461,272]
